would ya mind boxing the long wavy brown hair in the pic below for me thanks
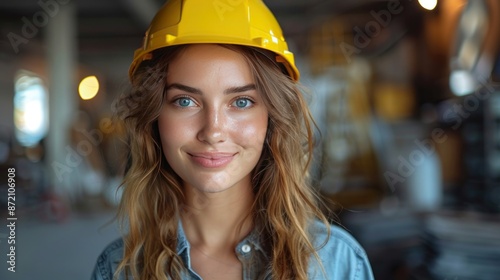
[114,44,329,280]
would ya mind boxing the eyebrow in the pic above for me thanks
[224,84,256,94]
[166,83,201,94]
[166,83,256,95]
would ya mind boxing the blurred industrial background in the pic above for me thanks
[0,0,499,279]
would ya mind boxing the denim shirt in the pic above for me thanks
[91,220,374,280]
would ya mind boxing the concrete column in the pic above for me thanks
[45,2,77,197]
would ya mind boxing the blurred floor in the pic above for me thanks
[0,210,120,280]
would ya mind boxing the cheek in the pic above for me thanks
[230,113,268,148]
[157,113,189,149]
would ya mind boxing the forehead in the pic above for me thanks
[166,44,255,86]
[169,44,250,70]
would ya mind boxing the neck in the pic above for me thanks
[181,180,255,251]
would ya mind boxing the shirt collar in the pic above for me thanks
[240,225,268,259]
[175,219,268,260]
[176,219,191,268]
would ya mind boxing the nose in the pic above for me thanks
[197,106,227,144]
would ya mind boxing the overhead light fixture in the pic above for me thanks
[14,71,49,147]
[450,70,477,96]
[418,0,438,10]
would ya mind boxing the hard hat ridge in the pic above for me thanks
[129,0,300,81]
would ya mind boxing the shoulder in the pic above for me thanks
[310,220,366,257]
[308,220,374,280]
[91,238,125,280]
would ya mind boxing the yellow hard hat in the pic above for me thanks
[129,0,299,81]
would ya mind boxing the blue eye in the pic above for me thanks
[232,98,253,109]
[174,97,195,107]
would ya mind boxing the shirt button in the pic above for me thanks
[241,244,251,253]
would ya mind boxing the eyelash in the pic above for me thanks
[231,96,255,109]
[170,95,256,109]
[171,95,197,108]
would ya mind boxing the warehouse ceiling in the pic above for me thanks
[0,0,423,57]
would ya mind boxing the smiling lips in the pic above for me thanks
[188,152,236,168]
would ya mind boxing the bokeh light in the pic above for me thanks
[418,0,438,10]
[79,75,100,100]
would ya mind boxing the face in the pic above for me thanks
[158,44,268,194]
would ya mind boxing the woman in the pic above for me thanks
[92,0,374,279]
